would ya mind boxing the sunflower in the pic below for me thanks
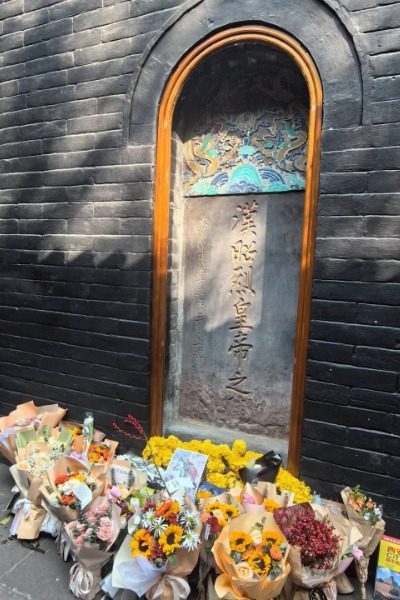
[156,499,181,519]
[221,504,239,521]
[130,529,153,558]
[229,531,253,554]
[159,524,184,555]
[247,550,271,575]
[263,499,281,513]
[262,530,283,547]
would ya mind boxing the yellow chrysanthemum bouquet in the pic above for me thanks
[142,435,312,503]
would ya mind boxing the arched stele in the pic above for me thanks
[150,25,323,476]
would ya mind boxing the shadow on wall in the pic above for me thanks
[0,46,153,449]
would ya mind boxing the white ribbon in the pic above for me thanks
[9,497,31,537]
[149,574,191,600]
[69,562,95,600]
[56,526,71,562]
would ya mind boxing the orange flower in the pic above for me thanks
[270,544,283,561]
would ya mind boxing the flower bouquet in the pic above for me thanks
[212,511,290,599]
[274,503,344,600]
[111,494,202,600]
[314,501,364,594]
[0,401,66,463]
[64,497,121,600]
[59,420,105,452]
[341,486,385,600]
[9,463,46,540]
[8,432,73,539]
[107,459,150,527]
[41,457,106,522]
[69,439,119,477]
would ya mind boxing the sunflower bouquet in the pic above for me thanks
[212,512,290,599]
[111,494,202,600]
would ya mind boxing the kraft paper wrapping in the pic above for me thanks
[0,401,66,432]
[40,456,106,522]
[212,512,291,600]
[9,466,46,539]
[146,547,200,600]
[282,504,355,600]
[341,487,385,558]
[65,497,121,600]
[36,403,66,427]
[69,545,112,600]
[0,401,37,432]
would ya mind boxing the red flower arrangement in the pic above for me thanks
[274,504,341,570]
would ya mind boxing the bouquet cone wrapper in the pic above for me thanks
[212,512,291,600]
[65,497,121,600]
[112,536,198,600]
[40,456,106,522]
[282,505,353,600]
[9,464,46,539]
[341,487,385,557]
[0,401,66,432]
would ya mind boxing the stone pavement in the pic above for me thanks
[0,460,374,600]
[0,461,73,600]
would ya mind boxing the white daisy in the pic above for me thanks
[141,509,156,528]
[179,510,200,530]
[149,517,168,538]
[182,530,200,551]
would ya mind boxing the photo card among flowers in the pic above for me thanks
[164,448,208,500]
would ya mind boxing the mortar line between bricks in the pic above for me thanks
[0,549,34,581]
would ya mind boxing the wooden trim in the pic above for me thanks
[150,25,323,476]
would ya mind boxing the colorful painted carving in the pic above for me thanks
[181,58,308,197]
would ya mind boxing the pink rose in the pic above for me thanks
[75,534,84,546]
[99,517,112,528]
[95,503,109,516]
[97,524,113,542]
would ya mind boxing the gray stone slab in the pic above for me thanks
[169,192,303,439]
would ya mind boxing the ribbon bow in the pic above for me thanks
[69,563,95,600]
[9,497,31,536]
[149,574,191,600]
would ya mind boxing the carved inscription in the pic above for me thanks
[226,201,259,401]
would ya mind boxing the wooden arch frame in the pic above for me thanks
[150,25,323,475]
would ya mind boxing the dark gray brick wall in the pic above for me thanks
[0,0,399,534]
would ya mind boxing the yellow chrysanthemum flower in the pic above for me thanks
[130,529,153,558]
[247,550,271,575]
[229,531,253,553]
[207,472,227,488]
[159,524,184,555]
[232,439,247,456]
[263,499,281,512]
[276,467,312,504]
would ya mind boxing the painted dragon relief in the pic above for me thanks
[182,69,308,197]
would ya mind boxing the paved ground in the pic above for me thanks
[0,460,374,600]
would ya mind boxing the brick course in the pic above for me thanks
[0,0,399,535]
